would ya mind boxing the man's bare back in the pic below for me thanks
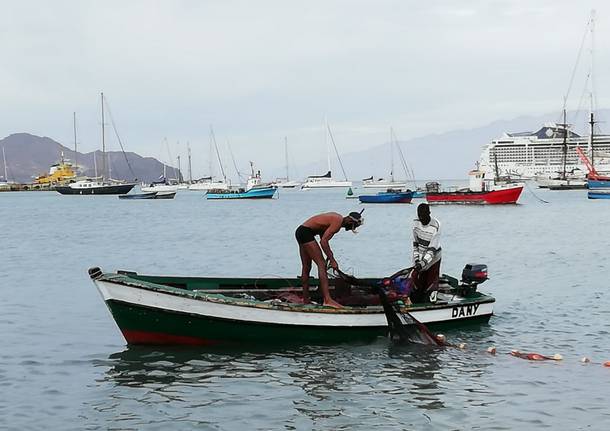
[302,212,343,236]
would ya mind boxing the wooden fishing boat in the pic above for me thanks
[359,189,413,204]
[207,163,277,199]
[206,186,276,199]
[88,266,495,346]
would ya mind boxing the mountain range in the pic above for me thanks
[0,133,179,183]
[290,109,610,181]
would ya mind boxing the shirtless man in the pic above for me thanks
[295,211,364,308]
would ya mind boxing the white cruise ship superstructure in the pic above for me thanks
[479,123,610,179]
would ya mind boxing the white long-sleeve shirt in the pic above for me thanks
[412,217,441,270]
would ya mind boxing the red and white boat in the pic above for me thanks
[426,169,524,205]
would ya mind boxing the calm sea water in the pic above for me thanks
[1,186,609,430]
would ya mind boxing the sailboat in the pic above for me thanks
[141,144,179,195]
[362,129,409,189]
[273,137,300,188]
[55,93,136,195]
[188,127,231,191]
[301,121,352,189]
[541,110,587,190]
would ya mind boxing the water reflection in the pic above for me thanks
[101,344,301,388]
[93,330,497,429]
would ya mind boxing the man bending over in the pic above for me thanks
[295,211,364,308]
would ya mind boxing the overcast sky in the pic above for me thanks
[2,0,609,178]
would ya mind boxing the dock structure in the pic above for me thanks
[0,183,56,192]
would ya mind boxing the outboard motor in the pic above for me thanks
[461,264,488,286]
[458,264,488,296]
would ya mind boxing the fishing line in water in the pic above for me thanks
[524,181,549,204]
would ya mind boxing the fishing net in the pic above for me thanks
[379,287,442,346]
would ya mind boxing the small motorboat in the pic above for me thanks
[154,192,176,200]
[87,264,494,346]
[119,192,158,200]
[358,189,413,204]
[588,190,610,199]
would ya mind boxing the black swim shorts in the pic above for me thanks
[295,225,316,244]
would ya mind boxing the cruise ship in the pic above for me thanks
[479,123,610,179]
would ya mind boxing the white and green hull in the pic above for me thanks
[90,269,495,346]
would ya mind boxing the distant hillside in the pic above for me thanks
[290,109,610,181]
[0,133,180,183]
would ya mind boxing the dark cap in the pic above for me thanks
[347,209,364,226]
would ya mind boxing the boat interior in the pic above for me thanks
[116,270,463,307]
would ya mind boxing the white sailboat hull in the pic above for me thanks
[188,182,230,191]
[301,179,353,189]
[273,180,301,188]
[362,181,408,189]
[141,184,179,193]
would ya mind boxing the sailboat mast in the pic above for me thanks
[326,122,349,181]
[561,109,568,180]
[208,133,214,176]
[187,142,193,183]
[589,10,596,170]
[325,118,331,174]
[590,10,596,114]
[2,147,8,181]
[589,111,595,170]
[73,112,78,172]
[101,92,106,179]
[227,141,242,182]
[390,128,395,182]
[177,155,181,182]
[93,152,98,178]
[284,136,289,181]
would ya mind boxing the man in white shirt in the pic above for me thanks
[411,203,441,303]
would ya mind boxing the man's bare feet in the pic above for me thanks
[323,298,343,308]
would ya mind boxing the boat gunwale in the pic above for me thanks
[97,272,496,315]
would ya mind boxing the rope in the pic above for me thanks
[524,180,549,204]
[326,124,349,181]
[103,95,138,181]
[563,19,590,111]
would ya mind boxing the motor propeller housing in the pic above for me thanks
[461,264,488,286]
